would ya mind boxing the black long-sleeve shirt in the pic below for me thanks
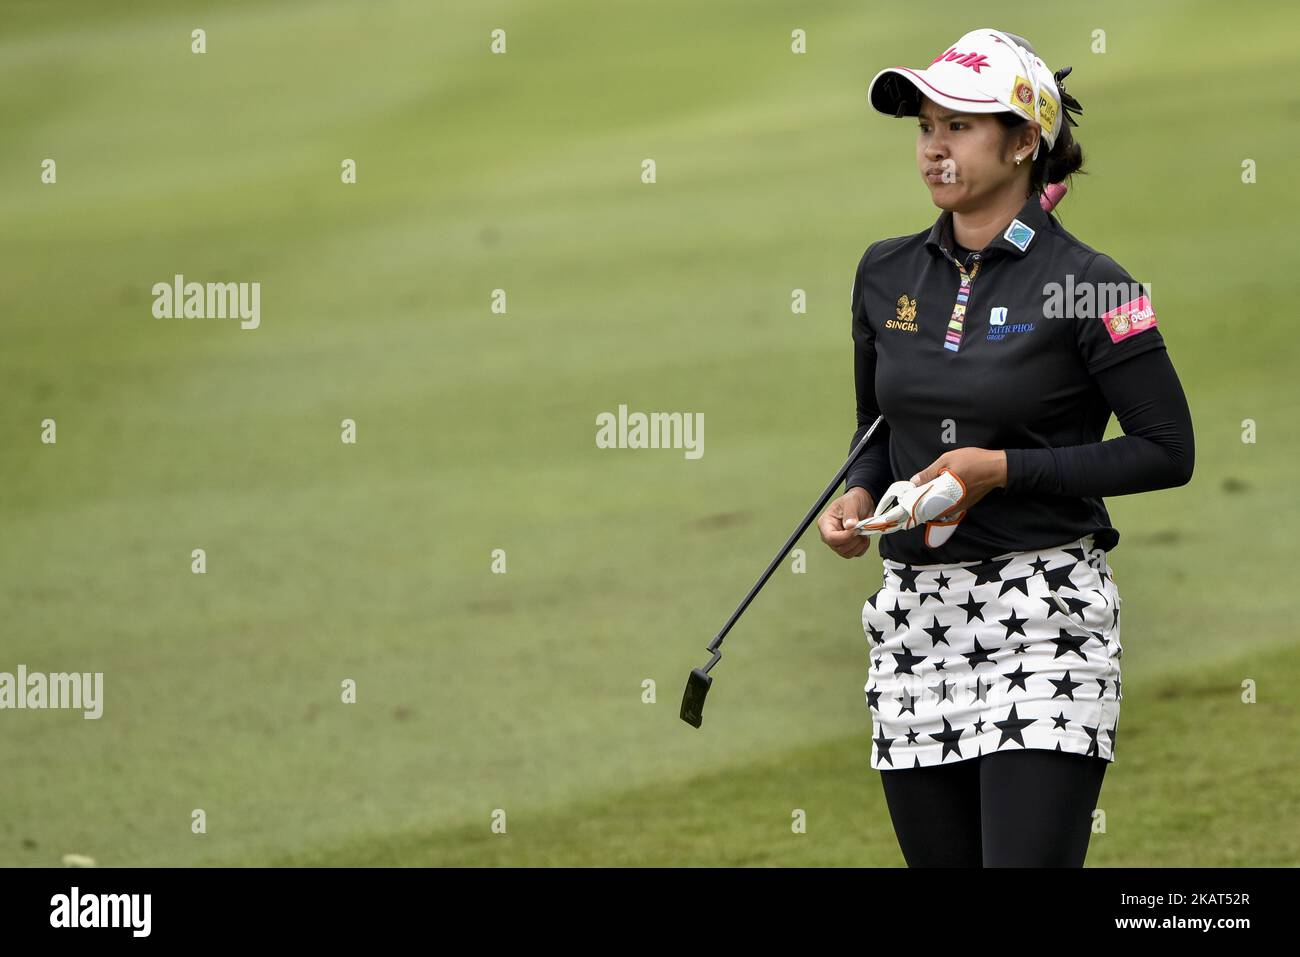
[847,340,1194,499]
[844,194,1195,562]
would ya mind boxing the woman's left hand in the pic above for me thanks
[909,448,1008,518]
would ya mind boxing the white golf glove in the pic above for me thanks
[853,468,968,548]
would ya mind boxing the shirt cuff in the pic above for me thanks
[1004,446,1058,495]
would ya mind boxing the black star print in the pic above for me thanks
[973,717,986,734]
[874,727,896,766]
[1095,678,1109,699]
[905,727,920,745]
[1043,562,1080,591]
[891,643,926,675]
[918,591,944,606]
[1105,720,1118,753]
[1082,723,1101,758]
[1112,605,1120,629]
[867,623,886,646]
[933,658,948,671]
[895,688,919,716]
[994,703,1036,750]
[1028,555,1050,576]
[1011,642,1030,655]
[999,609,1029,638]
[1050,670,1083,700]
[1063,546,1089,565]
[930,676,955,704]
[929,716,967,761]
[894,565,921,592]
[1061,594,1091,619]
[923,618,952,646]
[1051,711,1070,731]
[961,637,998,668]
[1003,663,1035,692]
[934,571,952,590]
[865,685,881,711]
[885,602,911,630]
[866,591,880,609]
[998,576,1031,596]
[970,676,993,704]
[957,591,987,622]
[971,557,1014,585]
[1040,595,1069,618]
[1114,676,1122,698]
[1051,629,1091,661]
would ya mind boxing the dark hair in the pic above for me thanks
[992,33,1086,196]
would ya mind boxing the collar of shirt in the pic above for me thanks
[924,191,1053,262]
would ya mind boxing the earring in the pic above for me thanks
[1015,155,1023,165]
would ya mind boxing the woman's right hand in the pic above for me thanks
[818,487,877,559]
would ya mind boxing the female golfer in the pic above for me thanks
[816,28,1195,867]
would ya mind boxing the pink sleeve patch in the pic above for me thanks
[1099,294,1157,343]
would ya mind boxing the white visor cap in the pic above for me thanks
[867,28,1064,158]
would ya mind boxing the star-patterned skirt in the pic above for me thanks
[863,534,1122,770]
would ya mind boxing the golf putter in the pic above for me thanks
[681,412,887,727]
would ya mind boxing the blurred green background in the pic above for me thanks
[1,0,1296,866]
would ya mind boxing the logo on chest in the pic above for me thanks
[886,294,919,333]
[986,305,1036,341]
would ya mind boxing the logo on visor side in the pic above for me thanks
[1010,78,1060,130]
[1012,76,1034,115]
[1037,90,1059,131]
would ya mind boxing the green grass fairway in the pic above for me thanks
[1,0,1296,867]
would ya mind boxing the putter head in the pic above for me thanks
[680,668,713,728]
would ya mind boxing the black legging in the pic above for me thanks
[878,749,1108,867]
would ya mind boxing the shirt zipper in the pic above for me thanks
[941,251,982,353]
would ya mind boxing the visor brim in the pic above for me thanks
[867,67,1006,118]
